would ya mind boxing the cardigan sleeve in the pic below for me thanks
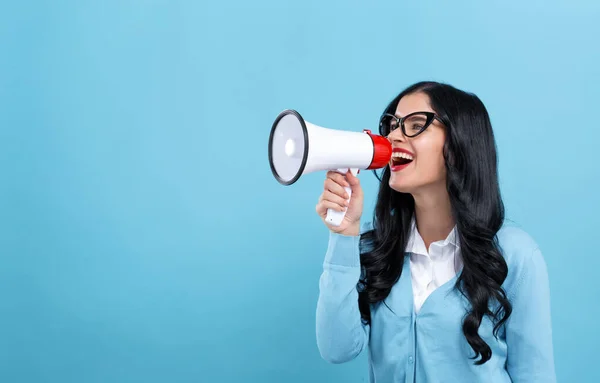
[315,226,370,364]
[505,246,556,382]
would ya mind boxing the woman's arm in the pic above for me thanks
[505,246,556,382]
[315,230,369,364]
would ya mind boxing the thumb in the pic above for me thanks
[346,170,362,194]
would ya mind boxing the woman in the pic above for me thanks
[315,81,555,382]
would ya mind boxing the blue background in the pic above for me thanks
[1,0,599,382]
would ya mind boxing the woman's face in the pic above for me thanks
[387,92,447,194]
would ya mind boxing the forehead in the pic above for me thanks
[394,92,434,117]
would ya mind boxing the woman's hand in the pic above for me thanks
[316,170,363,236]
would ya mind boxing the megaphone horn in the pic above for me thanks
[268,109,392,226]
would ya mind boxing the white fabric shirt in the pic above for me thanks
[406,217,463,313]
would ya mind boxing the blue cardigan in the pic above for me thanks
[316,223,556,382]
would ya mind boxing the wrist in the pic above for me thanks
[338,222,360,237]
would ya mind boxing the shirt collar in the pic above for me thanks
[406,215,460,255]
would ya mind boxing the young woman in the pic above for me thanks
[314,81,555,382]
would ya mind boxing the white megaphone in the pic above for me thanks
[268,109,392,226]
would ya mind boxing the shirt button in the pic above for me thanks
[408,356,414,364]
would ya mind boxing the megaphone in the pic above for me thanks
[268,109,392,226]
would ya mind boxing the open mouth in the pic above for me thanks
[391,151,414,169]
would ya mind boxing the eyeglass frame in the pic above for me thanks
[378,111,445,138]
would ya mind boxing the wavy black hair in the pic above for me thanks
[357,81,510,365]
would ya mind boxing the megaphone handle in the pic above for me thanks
[325,167,359,227]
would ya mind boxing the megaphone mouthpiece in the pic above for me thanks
[362,129,394,170]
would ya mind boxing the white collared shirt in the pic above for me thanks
[406,217,463,313]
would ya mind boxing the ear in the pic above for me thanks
[443,140,455,168]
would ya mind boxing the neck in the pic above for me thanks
[412,185,455,250]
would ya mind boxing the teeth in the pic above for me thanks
[392,152,414,160]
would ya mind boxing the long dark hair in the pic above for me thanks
[358,81,510,365]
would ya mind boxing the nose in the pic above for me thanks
[387,128,407,144]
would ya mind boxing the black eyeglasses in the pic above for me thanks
[379,111,444,138]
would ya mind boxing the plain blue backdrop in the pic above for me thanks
[1,0,599,382]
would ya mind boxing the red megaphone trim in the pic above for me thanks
[364,129,392,169]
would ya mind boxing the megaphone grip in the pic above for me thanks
[325,167,358,227]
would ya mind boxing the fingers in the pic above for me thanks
[316,200,347,217]
[326,171,350,188]
[316,170,362,221]
[316,188,349,217]
[324,175,350,199]
[322,190,349,208]
[327,169,360,189]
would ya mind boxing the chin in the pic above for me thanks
[389,175,447,196]
[388,179,415,194]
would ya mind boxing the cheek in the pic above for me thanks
[414,141,446,176]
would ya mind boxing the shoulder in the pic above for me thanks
[496,224,549,297]
[496,224,540,262]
